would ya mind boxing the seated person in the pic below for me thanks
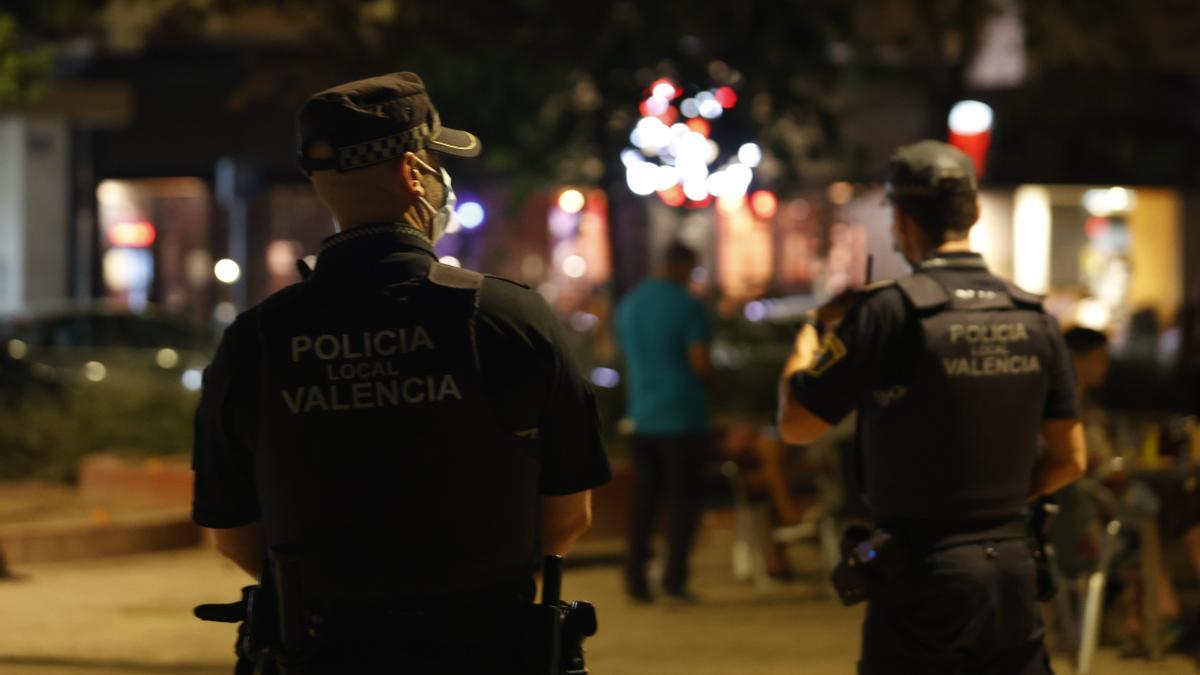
[1069,327,1200,654]
[719,420,816,579]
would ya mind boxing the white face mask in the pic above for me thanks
[413,155,457,244]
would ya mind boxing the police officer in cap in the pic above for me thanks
[777,140,1087,674]
[192,72,611,672]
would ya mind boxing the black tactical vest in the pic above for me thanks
[860,266,1053,522]
[252,262,541,609]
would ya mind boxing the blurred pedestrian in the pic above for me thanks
[617,242,713,602]
[777,140,1086,674]
[191,72,610,673]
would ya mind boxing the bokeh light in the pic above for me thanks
[213,258,241,284]
[558,189,586,214]
[590,367,621,389]
[182,368,203,391]
[827,181,854,205]
[562,255,588,278]
[750,190,778,219]
[947,100,994,135]
[84,361,107,383]
[457,201,485,229]
[737,143,762,168]
[155,348,179,369]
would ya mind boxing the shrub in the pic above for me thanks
[0,375,197,482]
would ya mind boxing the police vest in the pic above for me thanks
[252,262,541,609]
[860,271,1053,522]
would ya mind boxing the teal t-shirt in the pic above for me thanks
[616,279,712,435]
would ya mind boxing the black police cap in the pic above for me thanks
[295,72,481,174]
[886,140,977,198]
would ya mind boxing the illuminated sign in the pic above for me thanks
[107,220,157,248]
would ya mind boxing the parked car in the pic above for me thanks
[1,307,215,396]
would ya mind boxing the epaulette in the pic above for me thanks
[1003,281,1045,309]
[862,279,897,294]
[895,274,951,311]
[427,262,484,290]
[483,274,532,290]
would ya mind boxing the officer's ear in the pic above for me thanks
[892,205,916,239]
[398,152,425,199]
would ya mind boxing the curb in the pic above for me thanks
[0,510,200,565]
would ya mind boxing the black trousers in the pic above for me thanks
[298,581,535,674]
[859,538,1054,675]
[624,434,708,593]
[304,607,527,674]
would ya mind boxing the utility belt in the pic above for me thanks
[195,551,596,675]
[830,515,1039,607]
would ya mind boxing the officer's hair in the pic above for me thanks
[1064,327,1108,355]
[307,143,435,225]
[892,193,979,245]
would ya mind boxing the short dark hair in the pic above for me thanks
[892,192,978,245]
[663,242,698,268]
[1064,327,1108,355]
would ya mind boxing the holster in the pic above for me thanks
[830,526,903,606]
[522,603,563,675]
[194,547,312,675]
[1030,497,1060,602]
[523,556,597,675]
[833,517,1036,606]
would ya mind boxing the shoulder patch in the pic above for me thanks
[804,333,848,378]
[483,274,532,290]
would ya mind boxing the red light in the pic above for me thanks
[658,185,686,208]
[750,190,778,219]
[657,107,680,126]
[685,118,711,137]
[639,99,651,117]
[948,129,991,178]
[107,220,157,248]
[687,195,713,209]
[715,86,738,108]
[1084,216,1111,240]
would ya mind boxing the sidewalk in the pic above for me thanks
[0,527,1195,674]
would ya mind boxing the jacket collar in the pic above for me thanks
[313,223,436,281]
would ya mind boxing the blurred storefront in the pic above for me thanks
[580,178,1189,336]
[974,185,1185,344]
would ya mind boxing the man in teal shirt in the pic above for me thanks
[616,242,713,602]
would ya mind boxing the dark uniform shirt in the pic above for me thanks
[790,252,1080,521]
[192,227,610,600]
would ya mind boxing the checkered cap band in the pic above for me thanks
[336,123,432,171]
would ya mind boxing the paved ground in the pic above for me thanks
[0,528,1195,675]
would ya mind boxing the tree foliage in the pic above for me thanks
[0,0,103,103]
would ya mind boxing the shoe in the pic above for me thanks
[625,578,653,604]
[627,589,654,604]
[660,589,699,605]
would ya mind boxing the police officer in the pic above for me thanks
[777,140,1087,674]
[192,72,611,673]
